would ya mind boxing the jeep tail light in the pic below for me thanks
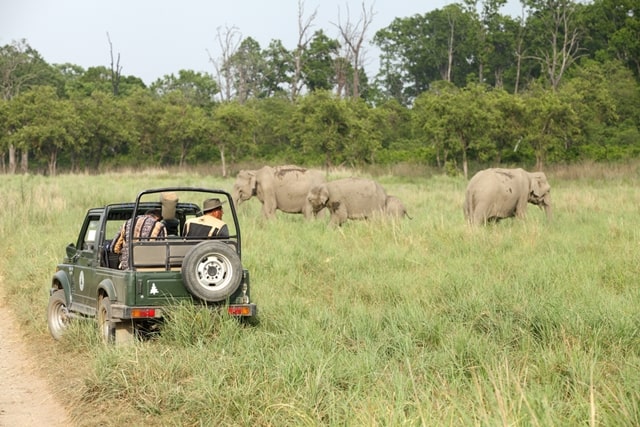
[131,308,156,318]
[228,305,252,316]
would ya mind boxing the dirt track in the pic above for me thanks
[0,301,71,427]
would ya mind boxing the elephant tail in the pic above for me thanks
[463,192,478,224]
[463,194,471,220]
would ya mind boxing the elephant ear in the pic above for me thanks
[320,186,330,204]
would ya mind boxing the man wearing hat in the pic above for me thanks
[184,198,229,237]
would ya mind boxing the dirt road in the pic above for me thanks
[0,301,71,427]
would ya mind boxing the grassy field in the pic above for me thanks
[1,164,639,426]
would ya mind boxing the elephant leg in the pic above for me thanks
[334,203,349,227]
[466,193,485,225]
[261,196,278,219]
[262,206,277,220]
[514,197,528,218]
[463,198,475,224]
[471,212,482,225]
[326,203,344,227]
[302,201,314,220]
[472,204,489,225]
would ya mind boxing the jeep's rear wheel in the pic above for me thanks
[98,296,115,343]
[47,289,69,340]
[181,241,242,302]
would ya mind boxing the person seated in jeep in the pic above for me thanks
[111,209,166,269]
[184,198,229,238]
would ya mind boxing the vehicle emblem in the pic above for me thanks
[150,283,159,295]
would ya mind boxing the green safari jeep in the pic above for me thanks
[47,187,257,343]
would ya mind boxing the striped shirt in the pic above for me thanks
[113,215,166,269]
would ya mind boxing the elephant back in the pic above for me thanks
[273,165,324,186]
[270,165,326,214]
[327,178,387,217]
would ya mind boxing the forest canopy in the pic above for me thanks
[1,0,639,178]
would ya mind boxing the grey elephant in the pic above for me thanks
[463,168,552,225]
[384,195,411,219]
[232,165,326,220]
[307,178,387,227]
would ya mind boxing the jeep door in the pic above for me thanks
[72,213,102,310]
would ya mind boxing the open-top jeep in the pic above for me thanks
[47,187,257,343]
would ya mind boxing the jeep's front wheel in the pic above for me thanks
[47,289,69,340]
[98,296,115,343]
[181,241,242,302]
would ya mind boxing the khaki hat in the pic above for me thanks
[202,198,225,213]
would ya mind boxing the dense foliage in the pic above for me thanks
[1,0,639,177]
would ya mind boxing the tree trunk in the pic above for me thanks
[494,69,504,89]
[219,146,227,177]
[9,145,16,174]
[446,13,455,82]
[352,62,359,99]
[48,150,57,176]
[179,144,187,168]
[21,149,28,174]
[462,146,468,180]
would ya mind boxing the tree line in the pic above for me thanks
[1,0,639,178]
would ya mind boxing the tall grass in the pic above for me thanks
[1,165,639,426]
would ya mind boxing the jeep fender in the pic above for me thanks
[51,270,72,306]
[98,278,117,302]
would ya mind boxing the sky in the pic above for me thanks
[2,0,523,85]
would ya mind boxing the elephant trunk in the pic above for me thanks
[231,189,242,207]
[531,191,552,222]
[541,200,552,221]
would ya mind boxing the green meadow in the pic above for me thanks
[1,164,639,426]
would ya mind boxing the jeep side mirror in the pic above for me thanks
[65,243,77,259]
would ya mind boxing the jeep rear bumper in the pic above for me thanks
[111,304,257,320]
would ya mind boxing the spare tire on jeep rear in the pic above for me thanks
[181,241,243,302]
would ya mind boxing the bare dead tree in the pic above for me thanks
[334,57,350,98]
[107,32,122,96]
[530,1,585,91]
[513,5,529,94]
[445,10,455,83]
[291,0,318,101]
[207,25,241,101]
[333,1,375,99]
[513,31,525,94]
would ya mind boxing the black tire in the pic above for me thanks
[181,241,243,302]
[47,289,69,340]
[98,295,115,344]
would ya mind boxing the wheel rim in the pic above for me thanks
[52,301,69,333]
[99,304,111,341]
[181,241,243,302]
[195,254,234,290]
